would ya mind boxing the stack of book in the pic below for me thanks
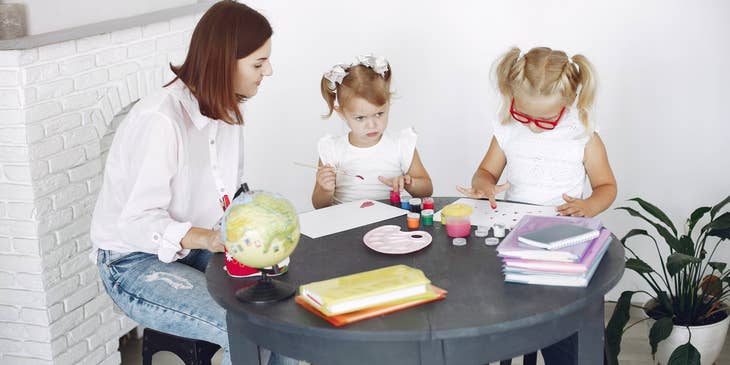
[496,215,613,287]
[296,265,446,327]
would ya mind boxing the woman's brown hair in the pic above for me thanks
[166,1,272,124]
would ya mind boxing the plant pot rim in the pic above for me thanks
[643,299,730,328]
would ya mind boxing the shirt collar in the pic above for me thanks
[167,79,211,130]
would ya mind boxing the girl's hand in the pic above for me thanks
[378,175,412,192]
[316,164,336,192]
[557,194,593,217]
[456,183,511,209]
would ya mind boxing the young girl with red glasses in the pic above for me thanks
[458,47,617,217]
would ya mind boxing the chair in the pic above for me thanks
[142,327,221,365]
[498,352,538,365]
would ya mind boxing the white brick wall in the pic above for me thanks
[0,9,204,364]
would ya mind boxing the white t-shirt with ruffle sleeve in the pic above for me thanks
[317,127,418,203]
[493,109,591,207]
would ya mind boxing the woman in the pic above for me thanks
[90,2,297,364]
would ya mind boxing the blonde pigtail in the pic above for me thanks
[321,76,337,118]
[571,54,597,129]
[496,47,522,124]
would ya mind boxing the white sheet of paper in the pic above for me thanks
[299,200,408,239]
[433,198,557,229]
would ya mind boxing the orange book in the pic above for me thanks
[295,285,447,327]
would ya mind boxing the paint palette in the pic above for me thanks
[363,225,432,254]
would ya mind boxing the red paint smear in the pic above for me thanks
[360,201,375,208]
[355,175,364,180]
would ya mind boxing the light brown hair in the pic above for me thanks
[496,47,596,129]
[166,1,272,124]
[321,64,392,118]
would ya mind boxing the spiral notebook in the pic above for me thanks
[518,223,600,250]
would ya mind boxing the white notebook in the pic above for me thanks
[518,223,600,250]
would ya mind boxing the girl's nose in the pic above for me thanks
[263,62,273,76]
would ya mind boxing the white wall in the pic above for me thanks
[8,0,196,35]
[236,0,730,299]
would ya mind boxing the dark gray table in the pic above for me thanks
[206,197,624,365]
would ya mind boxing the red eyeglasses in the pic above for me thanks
[509,98,566,130]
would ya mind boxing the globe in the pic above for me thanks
[221,190,300,269]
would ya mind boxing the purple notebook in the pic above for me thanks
[502,229,612,273]
[497,215,603,262]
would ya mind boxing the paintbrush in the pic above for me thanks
[293,162,365,180]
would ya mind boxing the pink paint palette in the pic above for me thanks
[363,225,432,254]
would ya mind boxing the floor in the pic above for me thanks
[119,303,730,364]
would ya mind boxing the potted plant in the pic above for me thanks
[606,195,730,365]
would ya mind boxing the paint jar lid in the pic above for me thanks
[421,209,434,216]
[441,203,474,218]
[474,230,489,237]
[407,212,420,219]
[452,238,467,246]
[409,197,422,205]
[484,237,500,246]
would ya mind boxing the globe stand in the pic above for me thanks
[235,265,296,304]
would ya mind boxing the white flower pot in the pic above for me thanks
[645,302,730,365]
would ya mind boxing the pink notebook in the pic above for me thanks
[496,215,603,262]
[502,229,612,273]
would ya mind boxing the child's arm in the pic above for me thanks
[557,133,617,217]
[456,136,510,208]
[311,159,337,209]
[377,149,433,197]
[404,149,432,197]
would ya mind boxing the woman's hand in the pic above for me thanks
[316,164,336,192]
[182,227,225,252]
[557,194,595,217]
[456,183,511,208]
[378,174,412,192]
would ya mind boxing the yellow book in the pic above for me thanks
[299,265,432,316]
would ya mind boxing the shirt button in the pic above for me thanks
[152,233,160,241]
[210,140,215,145]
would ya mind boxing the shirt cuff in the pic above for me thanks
[156,220,193,263]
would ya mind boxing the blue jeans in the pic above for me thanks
[97,249,299,365]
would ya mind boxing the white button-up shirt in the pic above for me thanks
[90,79,243,262]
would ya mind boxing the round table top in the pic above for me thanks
[206,197,625,342]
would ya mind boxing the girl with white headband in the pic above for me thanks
[312,55,433,208]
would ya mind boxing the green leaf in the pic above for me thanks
[627,258,655,274]
[666,253,701,276]
[676,235,695,256]
[649,317,674,356]
[606,291,636,363]
[688,206,711,234]
[629,197,678,236]
[704,212,730,234]
[710,194,730,220]
[620,229,652,246]
[709,262,727,274]
[708,227,730,241]
[616,207,680,251]
[667,342,701,365]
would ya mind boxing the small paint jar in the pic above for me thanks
[409,198,422,213]
[493,224,506,238]
[421,209,434,226]
[390,191,401,206]
[400,194,411,210]
[407,212,420,229]
[422,197,434,210]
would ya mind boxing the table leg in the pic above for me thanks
[575,299,605,365]
[419,340,445,365]
[227,312,263,365]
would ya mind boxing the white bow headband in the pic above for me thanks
[323,54,390,93]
